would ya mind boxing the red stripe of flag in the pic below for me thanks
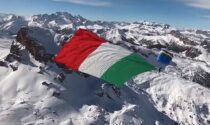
[54,29,106,70]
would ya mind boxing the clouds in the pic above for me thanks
[182,0,210,10]
[53,0,111,7]
[53,0,210,9]
[181,0,210,19]
[53,0,210,10]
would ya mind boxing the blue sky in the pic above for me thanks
[0,0,210,29]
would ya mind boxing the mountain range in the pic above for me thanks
[0,12,210,125]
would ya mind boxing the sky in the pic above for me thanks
[0,0,210,29]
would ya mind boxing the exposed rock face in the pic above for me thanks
[185,47,202,58]
[201,39,210,52]
[0,60,7,67]
[167,42,188,53]
[0,15,27,35]
[5,41,21,62]
[193,68,210,88]
[196,30,210,37]
[55,73,66,83]
[121,35,137,45]
[147,43,167,50]
[16,27,58,62]
[9,64,18,71]
[170,30,198,46]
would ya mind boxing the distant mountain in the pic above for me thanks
[0,12,210,125]
[0,13,10,22]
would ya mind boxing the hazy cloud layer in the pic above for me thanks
[53,0,111,6]
[183,0,210,10]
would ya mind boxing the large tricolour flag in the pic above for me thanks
[55,29,155,87]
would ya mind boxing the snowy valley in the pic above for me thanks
[0,12,210,125]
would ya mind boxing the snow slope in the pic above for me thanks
[0,59,177,125]
[0,12,210,125]
[0,33,13,59]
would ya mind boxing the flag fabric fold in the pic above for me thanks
[55,29,155,87]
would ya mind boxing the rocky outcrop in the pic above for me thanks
[16,27,57,62]
[147,43,167,50]
[5,41,21,62]
[170,30,198,46]
[0,15,27,35]
[185,47,202,58]
[196,30,210,37]
[201,39,210,52]
[193,68,210,88]
[0,60,7,67]
[167,42,188,53]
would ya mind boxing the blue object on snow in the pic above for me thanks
[157,50,173,65]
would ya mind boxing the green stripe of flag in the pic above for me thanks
[101,53,155,87]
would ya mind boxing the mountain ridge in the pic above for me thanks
[0,12,210,125]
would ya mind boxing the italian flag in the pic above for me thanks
[55,29,155,87]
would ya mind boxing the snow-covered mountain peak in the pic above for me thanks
[0,13,10,22]
[0,12,210,125]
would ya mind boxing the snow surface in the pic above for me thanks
[0,12,210,125]
[0,34,13,60]
[0,60,177,125]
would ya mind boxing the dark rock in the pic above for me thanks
[59,35,71,47]
[167,42,188,53]
[130,45,139,52]
[16,27,46,62]
[37,66,44,74]
[5,54,21,62]
[201,39,210,52]
[0,61,7,67]
[5,41,22,62]
[121,35,138,45]
[196,30,209,37]
[174,122,179,125]
[10,42,21,55]
[170,30,198,46]
[42,81,50,87]
[1,15,27,34]
[52,91,61,97]
[193,68,210,88]
[83,73,90,78]
[55,73,66,83]
[163,24,170,29]
[185,47,202,58]
[43,54,55,62]
[9,64,18,71]
[140,34,188,53]
[59,28,74,35]
[42,81,53,87]
[147,44,167,50]
[16,27,58,62]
